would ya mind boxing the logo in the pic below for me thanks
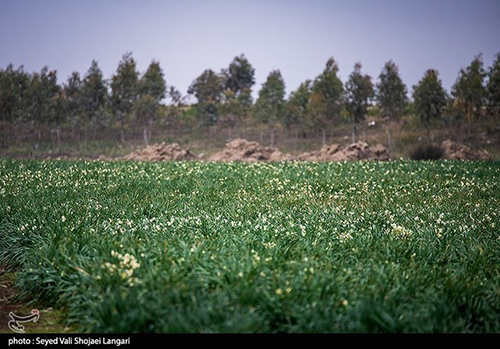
[8,309,40,333]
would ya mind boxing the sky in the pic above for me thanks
[1,0,499,102]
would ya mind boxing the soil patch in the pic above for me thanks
[0,266,74,333]
[122,142,199,162]
[209,138,293,162]
[441,140,491,160]
[297,141,390,161]
[112,139,491,163]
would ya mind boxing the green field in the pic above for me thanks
[0,159,499,333]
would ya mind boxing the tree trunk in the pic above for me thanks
[322,129,326,146]
[33,123,39,149]
[56,128,61,154]
[120,118,125,143]
[76,130,81,149]
[82,125,87,146]
[352,122,358,143]
[387,122,392,156]
[148,118,153,143]
[465,105,473,138]
[2,121,8,148]
[270,128,275,147]
[239,124,245,140]
[295,128,299,152]
[427,126,435,145]
[143,127,149,146]
[72,125,77,145]
[91,120,96,141]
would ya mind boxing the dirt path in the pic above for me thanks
[0,266,74,333]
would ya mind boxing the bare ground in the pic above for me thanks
[0,266,74,333]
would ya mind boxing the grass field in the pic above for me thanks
[0,159,499,333]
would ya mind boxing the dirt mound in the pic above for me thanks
[209,138,293,162]
[210,139,389,163]
[122,142,198,161]
[297,141,390,161]
[441,140,491,160]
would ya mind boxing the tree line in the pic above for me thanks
[1,52,499,150]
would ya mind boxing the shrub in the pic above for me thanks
[410,144,444,160]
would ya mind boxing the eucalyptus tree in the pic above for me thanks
[81,60,109,139]
[0,64,30,146]
[254,69,286,146]
[135,60,166,145]
[451,54,487,132]
[309,57,343,143]
[412,69,448,142]
[220,54,255,122]
[486,52,500,117]
[345,62,374,143]
[188,69,224,126]
[63,72,84,144]
[284,80,312,132]
[25,67,61,144]
[376,60,408,152]
[111,52,139,142]
[223,54,255,96]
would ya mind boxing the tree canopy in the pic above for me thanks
[284,80,312,130]
[451,54,487,122]
[111,52,139,120]
[345,62,374,124]
[486,53,500,116]
[81,60,108,127]
[139,60,166,103]
[1,51,499,149]
[376,60,408,121]
[223,54,255,96]
[254,69,286,125]
[311,57,344,125]
[188,69,224,104]
[412,69,448,128]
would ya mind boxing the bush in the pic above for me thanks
[410,144,444,160]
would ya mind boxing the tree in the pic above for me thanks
[188,69,224,126]
[111,52,139,142]
[219,55,255,124]
[81,60,109,139]
[412,69,448,142]
[307,89,328,142]
[188,69,224,104]
[220,89,250,123]
[25,67,61,145]
[376,60,408,152]
[486,52,500,117]
[345,62,374,142]
[223,54,255,96]
[236,87,253,113]
[47,91,67,151]
[139,60,166,102]
[63,72,84,144]
[284,80,312,132]
[254,70,286,146]
[134,94,157,145]
[136,60,166,145]
[311,57,344,139]
[0,64,30,146]
[168,86,184,107]
[451,54,487,131]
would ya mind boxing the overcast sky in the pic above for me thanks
[1,0,499,101]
